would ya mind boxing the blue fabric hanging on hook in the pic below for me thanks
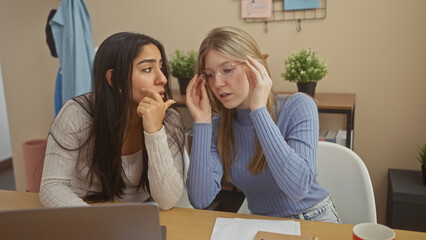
[50,0,94,115]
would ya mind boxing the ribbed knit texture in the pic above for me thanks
[187,93,329,217]
[40,97,184,210]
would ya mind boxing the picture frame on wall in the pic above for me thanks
[241,0,272,18]
[284,0,319,11]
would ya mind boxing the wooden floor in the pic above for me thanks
[0,158,15,191]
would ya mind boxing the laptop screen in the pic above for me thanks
[0,202,164,240]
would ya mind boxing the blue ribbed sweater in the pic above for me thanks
[187,93,329,217]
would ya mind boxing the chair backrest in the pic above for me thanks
[237,198,250,214]
[175,148,194,209]
[316,141,377,224]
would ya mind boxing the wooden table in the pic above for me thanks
[1,190,425,240]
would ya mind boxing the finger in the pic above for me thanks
[245,59,261,83]
[186,74,199,96]
[247,56,270,81]
[199,78,208,99]
[142,96,154,104]
[141,88,163,102]
[186,77,201,107]
[247,55,267,74]
[137,108,143,118]
[194,77,204,98]
[245,67,255,87]
[137,103,150,117]
[164,99,176,110]
[189,76,203,102]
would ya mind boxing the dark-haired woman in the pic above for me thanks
[40,32,186,210]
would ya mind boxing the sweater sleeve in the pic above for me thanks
[144,124,184,211]
[250,93,319,201]
[186,120,223,209]
[39,101,90,207]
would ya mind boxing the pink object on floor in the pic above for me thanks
[22,139,47,192]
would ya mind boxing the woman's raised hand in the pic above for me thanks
[185,74,212,123]
[137,88,175,133]
[245,55,272,111]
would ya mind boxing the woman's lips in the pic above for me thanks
[219,93,231,101]
[159,90,165,99]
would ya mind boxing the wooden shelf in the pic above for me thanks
[276,92,355,110]
[171,89,187,107]
[172,90,356,148]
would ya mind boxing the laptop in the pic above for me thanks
[0,202,165,240]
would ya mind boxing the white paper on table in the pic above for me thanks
[210,217,301,240]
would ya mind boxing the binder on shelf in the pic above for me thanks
[325,130,337,143]
[336,129,346,147]
[336,129,354,148]
[319,130,328,141]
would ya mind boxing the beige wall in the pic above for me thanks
[0,0,59,190]
[1,0,426,224]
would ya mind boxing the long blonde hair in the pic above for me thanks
[196,26,276,181]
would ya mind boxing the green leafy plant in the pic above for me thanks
[281,48,328,83]
[417,143,426,166]
[169,49,197,80]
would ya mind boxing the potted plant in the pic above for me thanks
[169,49,197,95]
[416,143,426,185]
[281,48,328,97]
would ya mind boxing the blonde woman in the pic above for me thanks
[186,26,340,222]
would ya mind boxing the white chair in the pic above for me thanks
[237,198,250,214]
[316,141,377,224]
[238,141,377,223]
[175,186,194,209]
[174,148,194,209]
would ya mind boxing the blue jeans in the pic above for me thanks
[287,195,341,223]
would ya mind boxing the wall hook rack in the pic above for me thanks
[244,0,326,33]
[264,21,268,33]
[296,19,302,32]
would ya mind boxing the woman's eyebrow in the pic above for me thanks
[137,59,156,65]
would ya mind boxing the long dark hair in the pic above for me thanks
[50,32,184,202]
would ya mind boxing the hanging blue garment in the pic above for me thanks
[50,0,94,111]
[54,68,62,116]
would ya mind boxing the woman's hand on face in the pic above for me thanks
[137,88,175,134]
[185,74,212,123]
[245,55,272,111]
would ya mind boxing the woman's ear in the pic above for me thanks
[106,69,113,87]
